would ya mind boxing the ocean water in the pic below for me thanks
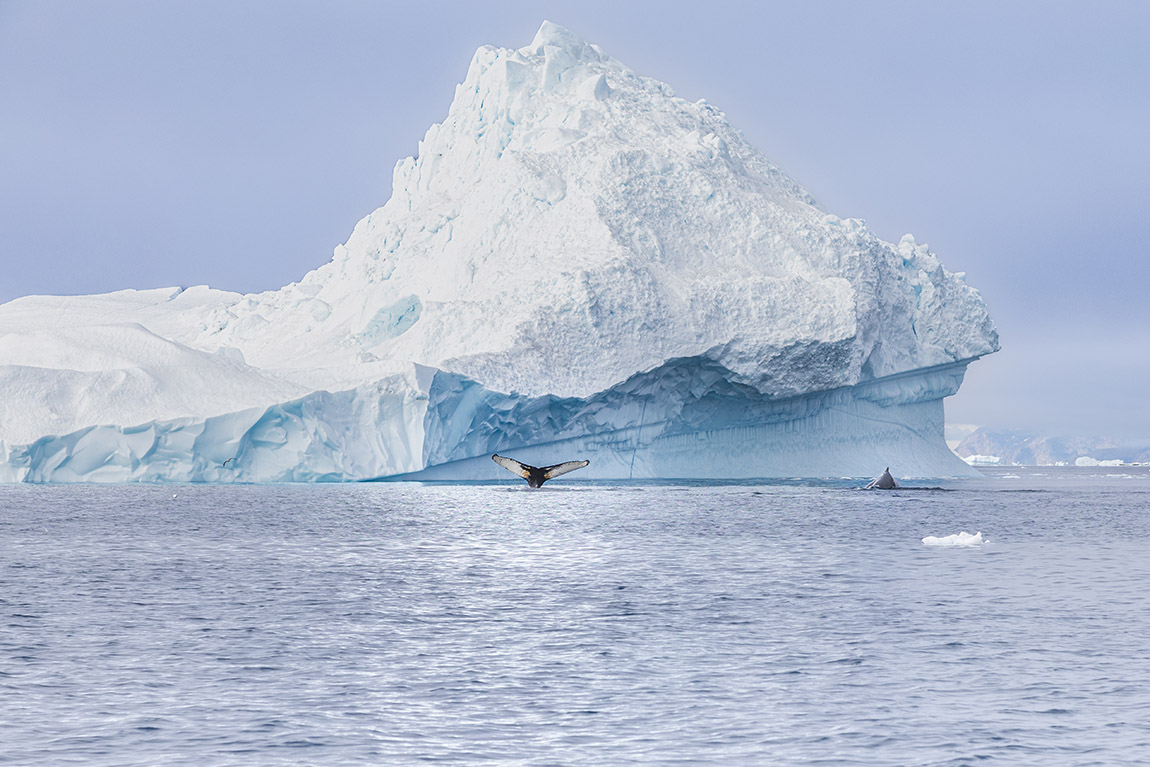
[3,467,1149,766]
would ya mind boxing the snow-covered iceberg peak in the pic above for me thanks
[525,19,605,57]
[198,20,996,401]
[389,19,818,227]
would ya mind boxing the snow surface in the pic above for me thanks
[0,22,998,482]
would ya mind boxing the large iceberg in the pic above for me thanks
[0,22,998,483]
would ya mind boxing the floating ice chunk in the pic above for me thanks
[922,531,985,546]
[1076,456,1124,467]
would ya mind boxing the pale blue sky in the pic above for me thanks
[2,1,1147,438]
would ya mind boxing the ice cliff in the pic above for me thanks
[0,22,998,482]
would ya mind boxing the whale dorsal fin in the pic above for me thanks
[865,468,899,490]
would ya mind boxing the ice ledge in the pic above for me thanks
[0,356,979,483]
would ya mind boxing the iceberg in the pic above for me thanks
[0,22,998,483]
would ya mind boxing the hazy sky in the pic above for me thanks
[2,1,1148,439]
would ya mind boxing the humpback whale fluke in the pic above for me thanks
[492,454,590,488]
[865,467,900,490]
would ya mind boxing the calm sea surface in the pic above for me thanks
[2,467,1149,766]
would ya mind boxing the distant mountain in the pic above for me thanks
[955,428,1150,465]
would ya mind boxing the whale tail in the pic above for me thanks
[492,454,590,488]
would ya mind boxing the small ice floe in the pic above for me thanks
[922,531,985,546]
